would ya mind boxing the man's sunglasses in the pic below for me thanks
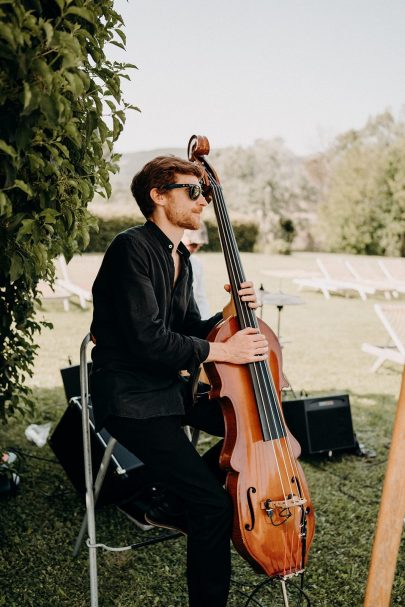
[162,183,204,201]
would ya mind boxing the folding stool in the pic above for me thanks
[74,333,189,607]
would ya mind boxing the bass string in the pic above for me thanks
[208,175,295,502]
[208,173,307,572]
[209,174,309,520]
[213,179,311,568]
[201,162,309,572]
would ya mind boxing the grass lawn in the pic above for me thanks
[1,251,404,607]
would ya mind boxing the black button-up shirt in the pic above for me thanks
[90,221,222,430]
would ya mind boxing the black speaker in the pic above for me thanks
[60,363,92,402]
[282,394,356,455]
[49,396,150,506]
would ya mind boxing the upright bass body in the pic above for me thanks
[188,134,315,580]
[205,316,315,578]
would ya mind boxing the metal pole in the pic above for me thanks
[280,580,290,607]
[73,436,117,557]
[80,334,98,607]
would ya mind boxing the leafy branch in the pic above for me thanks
[0,0,137,422]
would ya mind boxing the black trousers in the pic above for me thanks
[104,395,233,607]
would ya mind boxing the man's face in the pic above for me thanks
[163,173,207,230]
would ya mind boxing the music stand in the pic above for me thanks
[258,288,304,338]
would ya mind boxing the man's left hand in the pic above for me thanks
[223,281,260,313]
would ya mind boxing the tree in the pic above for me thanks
[211,139,319,252]
[318,112,405,255]
[0,0,137,422]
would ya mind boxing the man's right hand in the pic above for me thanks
[205,327,269,365]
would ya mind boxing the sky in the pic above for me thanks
[108,0,405,156]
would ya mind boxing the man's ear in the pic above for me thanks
[150,187,167,207]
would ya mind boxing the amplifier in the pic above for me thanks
[282,393,356,455]
[60,363,92,402]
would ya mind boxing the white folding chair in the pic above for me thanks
[75,333,199,606]
[362,304,405,372]
[56,255,92,309]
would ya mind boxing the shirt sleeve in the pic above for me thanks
[111,234,210,374]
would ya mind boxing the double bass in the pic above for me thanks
[188,135,315,581]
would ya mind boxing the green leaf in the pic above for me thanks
[16,219,35,239]
[112,115,122,141]
[65,71,85,96]
[23,82,32,110]
[53,142,70,158]
[0,23,15,48]
[13,180,33,197]
[65,121,81,146]
[0,140,16,157]
[42,21,54,46]
[9,255,24,283]
[109,40,125,51]
[40,95,60,123]
[85,110,98,139]
[33,58,53,87]
[115,28,126,45]
[65,6,95,24]
[0,192,11,216]
[125,104,141,112]
[7,212,26,231]
[39,209,59,223]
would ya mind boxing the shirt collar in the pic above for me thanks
[145,220,191,260]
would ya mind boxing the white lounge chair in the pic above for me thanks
[37,280,71,311]
[345,258,398,299]
[293,257,375,300]
[56,256,92,309]
[378,259,405,295]
[362,304,405,372]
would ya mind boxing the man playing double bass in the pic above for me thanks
[90,155,268,607]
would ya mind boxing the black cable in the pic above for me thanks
[284,578,312,607]
[231,576,312,607]
[308,458,387,505]
[23,479,72,498]
[230,577,269,607]
[7,446,59,464]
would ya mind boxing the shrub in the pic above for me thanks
[88,216,143,251]
[0,1,135,422]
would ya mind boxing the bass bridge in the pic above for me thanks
[260,495,307,527]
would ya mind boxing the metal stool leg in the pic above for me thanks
[73,436,117,557]
[79,334,99,607]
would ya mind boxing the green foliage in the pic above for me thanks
[270,216,296,254]
[0,0,136,422]
[318,112,405,256]
[205,220,259,252]
[210,140,319,251]
[88,216,143,251]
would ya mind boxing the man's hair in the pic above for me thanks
[130,156,203,218]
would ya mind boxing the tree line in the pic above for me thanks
[199,112,405,257]
[105,111,404,257]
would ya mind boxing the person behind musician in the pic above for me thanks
[182,222,210,320]
[90,156,268,607]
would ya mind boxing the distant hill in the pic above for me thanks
[110,147,185,193]
[91,148,187,217]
